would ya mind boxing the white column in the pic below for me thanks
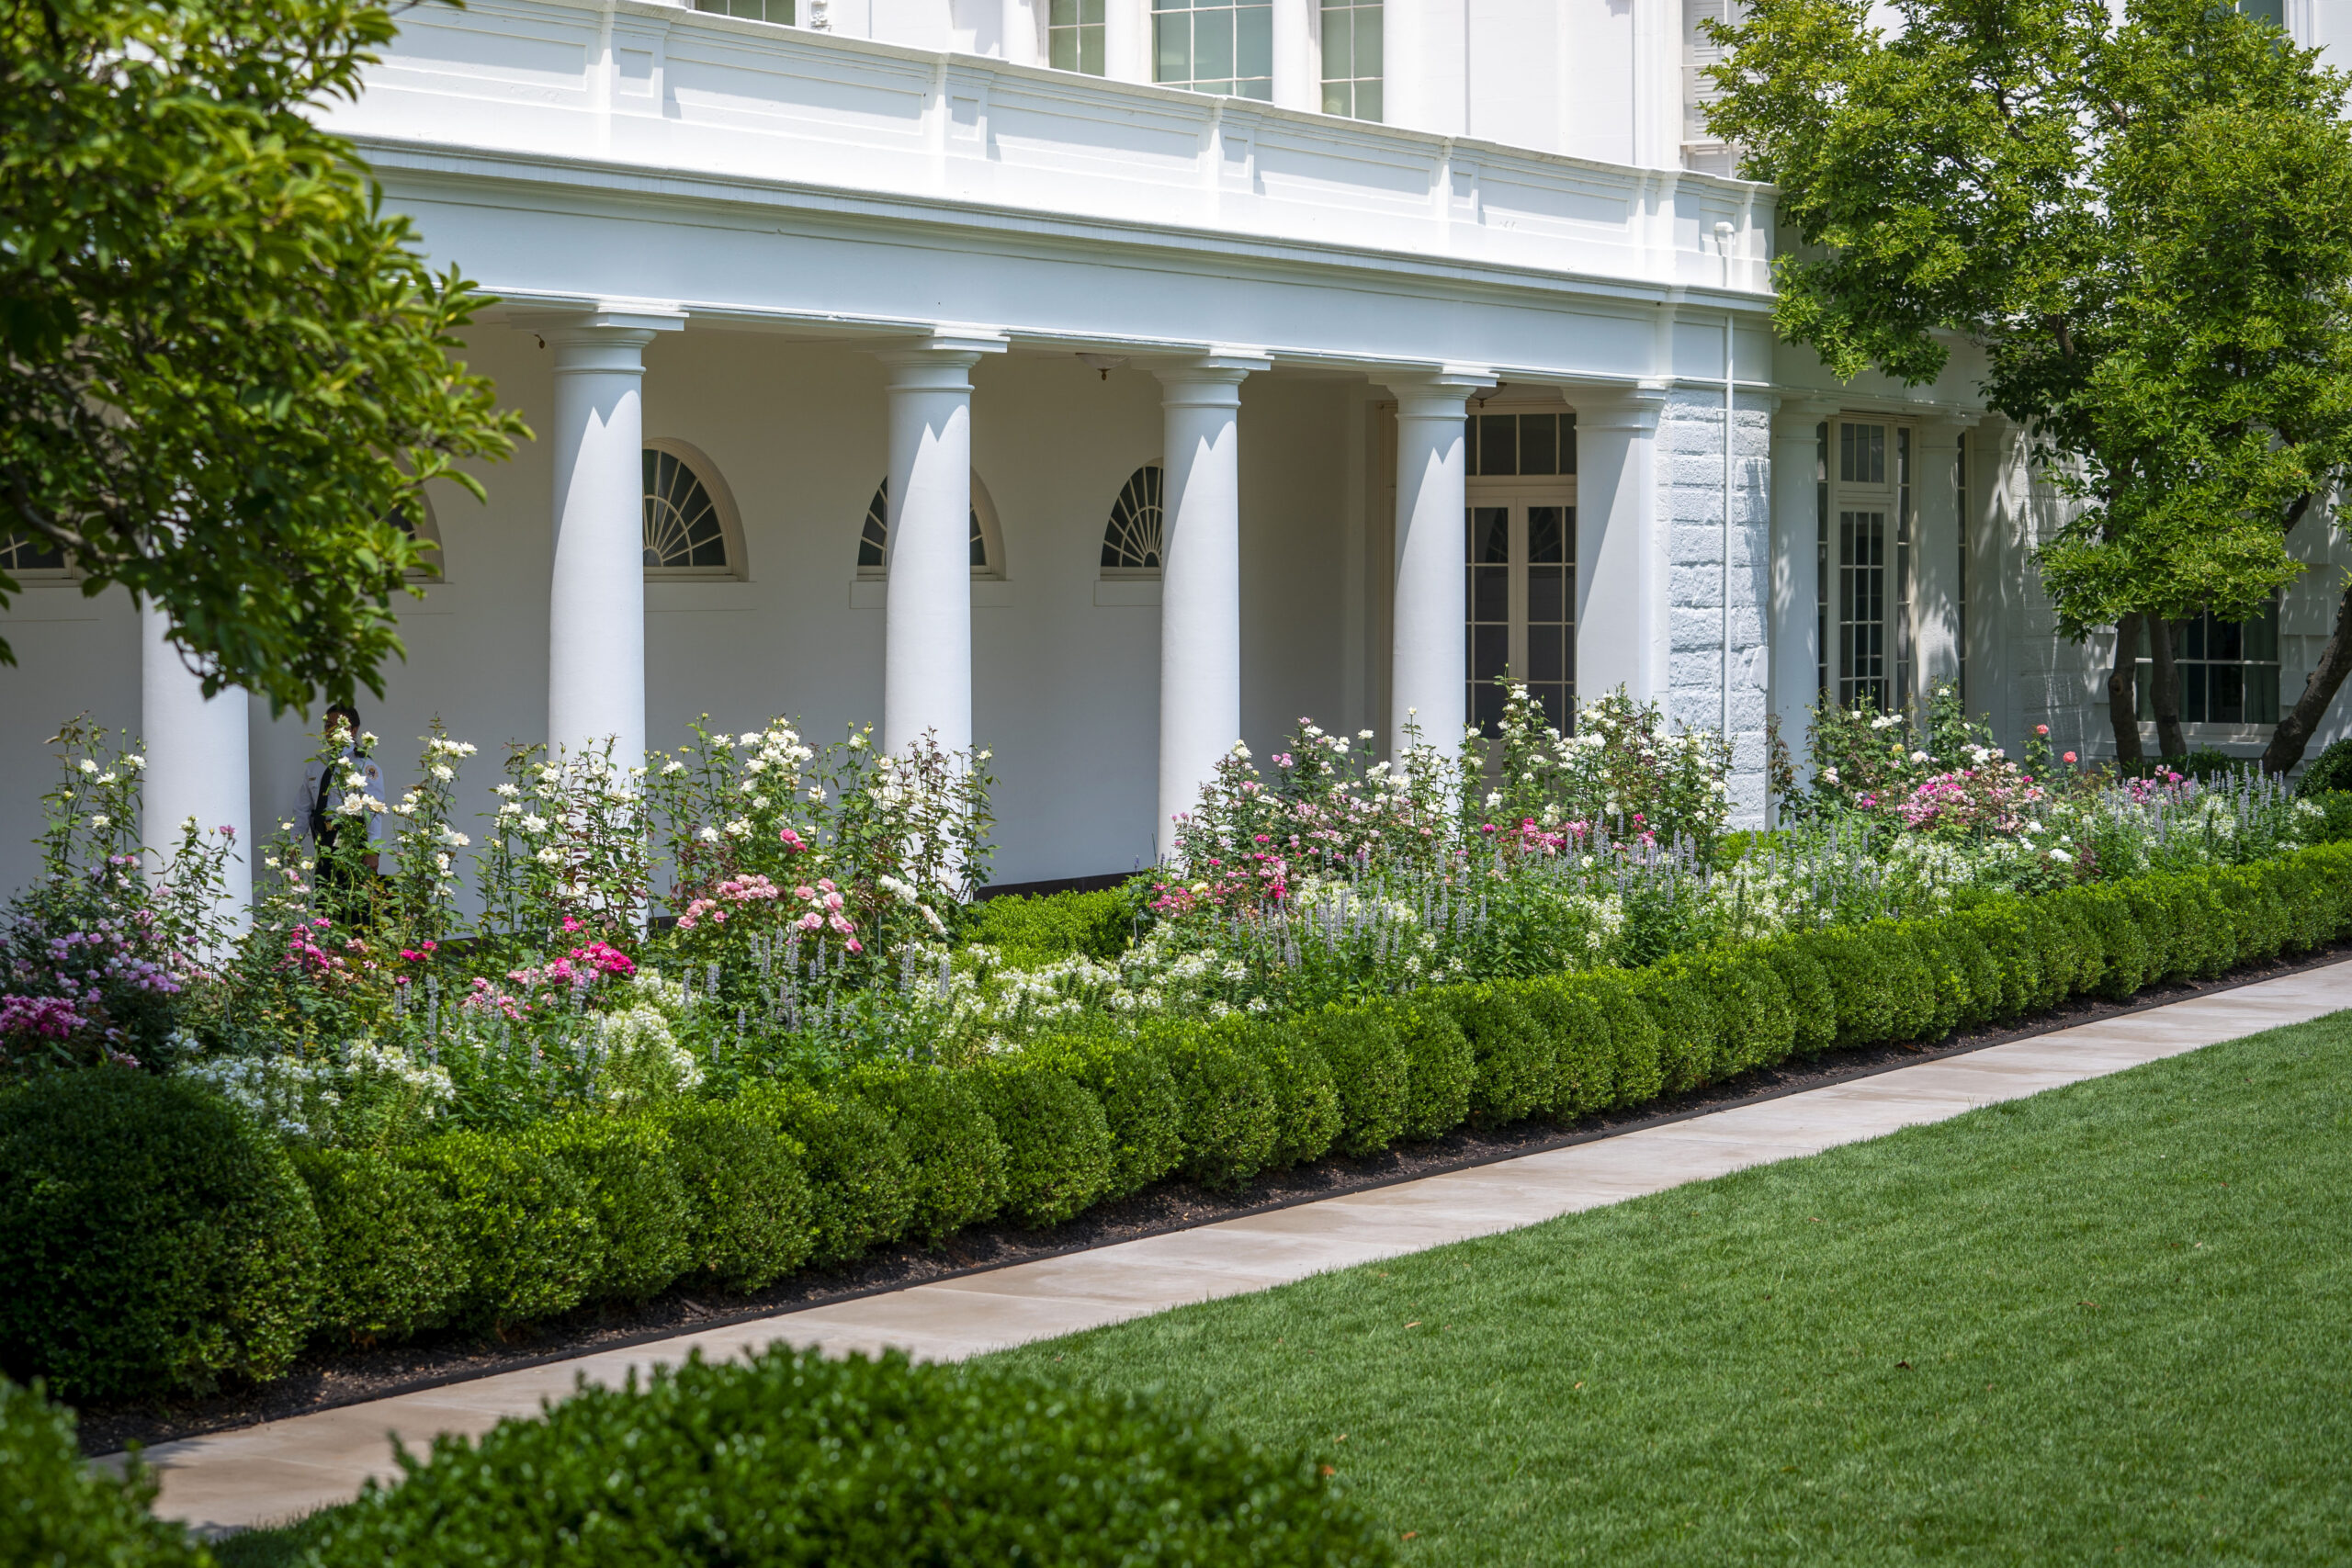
[1273,0,1317,112]
[1104,0,1148,82]
[140,604,251,926]
[1383,369,1492,760]
[878,334,1007,758]
[1912,417,1966,705]
[1574,385,1669,708]
[1154,354,1269,858]
[1001,0,1039,63]
[1770,398,1836,760]
[537,307,683,767]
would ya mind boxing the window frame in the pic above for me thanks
[1152,0,1275,100]
[856,470,1007,582]
[643,437,750,582]
[1101,464,1166,580]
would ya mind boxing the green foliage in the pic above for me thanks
[1633,966,1723,1091]
[1023,1028,1184,1200]
[291,1145,464,1343]
[1578,968,1664,1107]
[0,0,527,707]
[1759,941,1838,1053]
[661,1100,814,1293]
[850,1065,1008,1244]
[0,1070,321,1400]
[741,1081,914,1268]
[401,1130,601,1332]
[969,1059,1114,1228]
[2297,743,2352,796]
[967,889,1135,965]
[292,1345,1393,1567]
[1434,986,1555,1129]
[535,1116,691,1305]
[1380,999,1474,1141]
[1249,1021,1342,1171]
[1294,1007,1410,1156]
[1702,0,2352,767]
[1510,978,1612,1118]
[0,1379,214,1567]
[1159,1021,1281,1191]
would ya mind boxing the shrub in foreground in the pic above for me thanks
[293,1346,1394,1567]
[293,1146,466,1344]
[0,1378,213,1567]
[0,1071,322,1400]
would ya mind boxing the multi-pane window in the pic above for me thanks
[1815,421,1828,703]
[0,533,68,574]
[1102,466,1164,575]
[1824,419,1912,713]
[1463,503,1576,738]
[1319,0,1382,119]
[1049,0,1106,74]
[1153,0,1273,99]
[2137,602,2282,725]
[694,0,791,21]
[1955,431,1969,705]
[1464,412,1575,477]
[643,448,731,574]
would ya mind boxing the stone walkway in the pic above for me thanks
[123,960,2352,1536]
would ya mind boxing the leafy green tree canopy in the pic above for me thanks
[1,0,526,713]
[1703,0,2352,768]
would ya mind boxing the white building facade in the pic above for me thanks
[4,0,2351,894]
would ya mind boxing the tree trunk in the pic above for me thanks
[2264,580,2352,775]
[2148,616,2188,760]
[2108,612,2143,767]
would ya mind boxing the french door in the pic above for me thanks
[1465,495,1575,737]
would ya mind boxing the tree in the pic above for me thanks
[1702,0,2352,772]
[1,0,527,714]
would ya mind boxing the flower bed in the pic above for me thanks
[3,684,2346,1401]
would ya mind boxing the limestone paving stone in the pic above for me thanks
[119,960,2352,1536]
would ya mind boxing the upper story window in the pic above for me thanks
[1319,0,1382,120]
[1465,411,1576,478]
[858,475,1005,580]
[1102,466,1164,578]
[0,532,69,579]
[693,0,793,22]
[1049,0,1106,73]
[1154,0,1272,100]
[643,439,748,580]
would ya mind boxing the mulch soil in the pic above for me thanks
[76,939,2352,1458]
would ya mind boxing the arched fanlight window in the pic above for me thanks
[642,438,748,580]
[388,493,445,581]
[1100,465,1164,578]
[856,473,1004,580]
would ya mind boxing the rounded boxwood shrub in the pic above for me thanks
[1435,985,1553,1128]
[1577,968,1663,1107]
[0,1378,212,1567]
[1294,1006,1408,1156]
[969,1058,1114,1228]
[1899,923,1972,1041]
[535,1115,693,1305]
[740,1081,915,1268]
[1379,998,1473,1141]
[0,1070,322,1400]
[297,1345,1392,1567]
[849,1066,1007,1244]
[292,1145,466,1344]
[1758,942,1837,1054]
[1858,926,1938,1042]
[1157,1020,1280,1190]
[1508,977,1612,1119]
[1251,1022,1341,1170]
[967,889,1134,965]
[662,1099,815,1292]
[2057,886,2151,1003]
[1953,901,2042,1020]
[1631,965,1720,1091]
[1792,926,1889,1046]
[1940,921,2007,1026]
[402,1128,602,1332]
[1024,1027,1183,1200]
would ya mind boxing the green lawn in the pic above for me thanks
[990,1015,2352,1565]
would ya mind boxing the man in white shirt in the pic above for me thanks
[303,704,389,877]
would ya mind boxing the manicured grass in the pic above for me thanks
[991,1016,2352,1565]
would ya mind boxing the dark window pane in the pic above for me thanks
[1473,623,1509,681]
[1528,624,1565,682]
[2211,664,2244,724]
[2245,604,2278,661]
[1520,414,1557,475]
[1469,506,1509,564]
[1527,563,1565,626]
[1473,565,1508,623]
[2184,663,2209,722]
[2247,664,2279,723]
[1479,415,1516,477]
[1527,506,1566,564]
[1472,679,1506,738]
[2210,614,2243,662]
